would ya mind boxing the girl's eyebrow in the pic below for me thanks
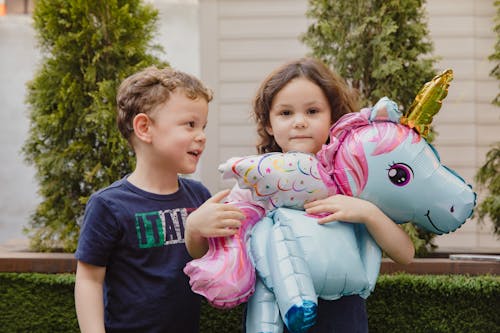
[303,100,325,106]
[273,103,293,108]
[273,100,325,110]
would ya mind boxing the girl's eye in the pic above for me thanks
[387,162,413,186]
[279,110,291,116]
[187,121,195,128]
[307,108,319,114]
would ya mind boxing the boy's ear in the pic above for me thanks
[133,113,152,143]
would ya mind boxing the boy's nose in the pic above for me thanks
[195,131,206,142]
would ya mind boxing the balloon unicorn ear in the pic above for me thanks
[400,69,453,139]
[368,97,402,123]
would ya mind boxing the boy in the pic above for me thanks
[75,67,244,333]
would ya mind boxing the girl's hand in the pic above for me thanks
[305,194,414,264]
[304,194,377,225]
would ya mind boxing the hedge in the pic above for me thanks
[0,273,498,333]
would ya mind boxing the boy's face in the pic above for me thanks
[147,89,208,174]
[266,77,332,154]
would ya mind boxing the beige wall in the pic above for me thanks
[198,0,500,253]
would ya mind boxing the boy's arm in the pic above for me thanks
[75,260,106,333]
[304,195,414,264]
[185,189,246,258]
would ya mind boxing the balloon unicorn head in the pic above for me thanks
[312,69,474,234]
[185,69,476,333]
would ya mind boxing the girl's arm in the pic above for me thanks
[74,261,106,333]
[185,189,246,258]
[304,195,414,264]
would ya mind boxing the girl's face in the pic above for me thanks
[266,77,332,154]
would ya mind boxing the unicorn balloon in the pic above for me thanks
[184,69,476,333]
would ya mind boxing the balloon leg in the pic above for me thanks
[268,220,317,333]
[246,279,284,333]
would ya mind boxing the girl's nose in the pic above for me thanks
[293,115,307,128]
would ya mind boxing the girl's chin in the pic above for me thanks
[284,144,318,154]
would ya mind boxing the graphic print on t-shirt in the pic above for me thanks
[135,208,193,248]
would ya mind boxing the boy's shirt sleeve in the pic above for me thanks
[75,194,121,266]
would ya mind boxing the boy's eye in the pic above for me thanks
[187,121,195,128]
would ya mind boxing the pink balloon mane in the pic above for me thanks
[319,107,420,196]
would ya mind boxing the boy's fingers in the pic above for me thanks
[223,219,242,229]
[227,209,246,219]
[214,228,238,237]
[206,189,231,203]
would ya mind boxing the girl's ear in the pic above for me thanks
[133,113,152,143]
[265,125,274,136]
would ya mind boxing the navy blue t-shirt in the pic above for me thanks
[75,176,211,333]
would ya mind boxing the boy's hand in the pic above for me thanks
[187,189,246,238]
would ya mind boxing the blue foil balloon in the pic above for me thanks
[185,72,476,333]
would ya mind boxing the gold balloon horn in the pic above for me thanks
[400,69,453,139]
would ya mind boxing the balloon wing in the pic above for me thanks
[218,152,332,209]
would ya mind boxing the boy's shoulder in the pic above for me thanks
[179,176,204,187]
[179,177,212,202]
[179,176,209,193]
[90,177,128,200]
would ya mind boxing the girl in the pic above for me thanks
[230,57,414,332]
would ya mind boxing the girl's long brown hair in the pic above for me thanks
[253,57,359,154]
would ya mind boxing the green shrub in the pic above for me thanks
[368,274,500,333]
[0,273,78,332]
[22,0,167,252]
[474,0,500,237]
[1,273,498,333]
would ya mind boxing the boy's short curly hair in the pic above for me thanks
[116,66,213,143]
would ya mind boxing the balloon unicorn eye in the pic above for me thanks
[387,163,413,186]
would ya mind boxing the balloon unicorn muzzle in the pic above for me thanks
[184,69,476,333]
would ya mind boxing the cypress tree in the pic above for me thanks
[22,0,167,251]
[302,0,439,255]
[302,0,437,110]
[474,0,500,236]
